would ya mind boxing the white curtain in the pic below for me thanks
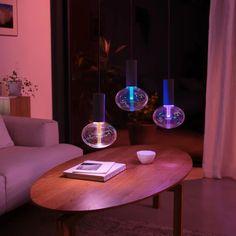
[203,0,236,179]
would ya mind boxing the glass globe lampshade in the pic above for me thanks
[115,60,148,111]
[81,122,117,149]
[81,93,117,148]
[153,79,185,129]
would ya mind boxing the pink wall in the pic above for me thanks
[0,0,52,119]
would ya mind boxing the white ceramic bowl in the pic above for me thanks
[136,150,156,164]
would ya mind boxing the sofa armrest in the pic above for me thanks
[2,116,59,147]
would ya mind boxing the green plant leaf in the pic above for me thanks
[114,45,126,54]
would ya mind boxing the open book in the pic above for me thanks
[63,160,126,182]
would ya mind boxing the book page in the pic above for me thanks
[72,160,115,174]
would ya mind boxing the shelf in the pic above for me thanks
[0,96,30,117]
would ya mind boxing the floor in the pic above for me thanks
[0,168,236,236]
[99,169,236,236]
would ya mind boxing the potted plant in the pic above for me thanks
[2,70,38,97]
[75,37,126,80]
[73,37,127,129]
[127,92,159,144]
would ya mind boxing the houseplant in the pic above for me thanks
[3,70,38,97]
[127,92,159,144]
[74,37,127,128]
[128,92,158,124]
[75,37,126,80]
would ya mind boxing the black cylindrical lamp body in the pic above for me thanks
[126,59,137,86]
[93,93,105,122]
[163,79,174,105]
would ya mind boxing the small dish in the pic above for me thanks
[136,150,156,164]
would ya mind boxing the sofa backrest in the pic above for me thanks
[0,115,14,148]
[2,116,59,147]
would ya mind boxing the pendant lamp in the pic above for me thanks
[152,0,185,129]
[152,79,185,129]
[81,93,117,148]
[81,0,117,148]
[115,0,148,112]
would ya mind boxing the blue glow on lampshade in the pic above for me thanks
[152,105,185,129]
[128,86,134,111]
[129,86,134,100]
[115,59,148,112]
[115,86,148,112]
[165,104,172,118]
[152,79,185,129]
[81,122,117,149]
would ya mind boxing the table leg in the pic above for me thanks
[171,184,183,236]
[56,213,82,236]
[152,194,159,208]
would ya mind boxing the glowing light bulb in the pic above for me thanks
[81,122,117,148]
[153,79,185,129]
[115,60,148,111]
[115,86,148,111]
[152,105,185,129]
[81,93,117,148]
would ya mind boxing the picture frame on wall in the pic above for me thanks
[0,0,17,36]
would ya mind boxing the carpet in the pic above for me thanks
[1,179,235,236]
[0,203,229,236]
[76,214,229,236]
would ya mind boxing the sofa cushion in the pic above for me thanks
[0,115,14,148]
[0,144,83,212]
[2,116,59,147]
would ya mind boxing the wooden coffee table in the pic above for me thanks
[30,144,192,236]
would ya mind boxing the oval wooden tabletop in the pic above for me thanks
[30,145,192,213]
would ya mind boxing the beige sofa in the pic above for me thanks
[0,115,83,215]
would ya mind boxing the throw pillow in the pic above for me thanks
[0,115,14,148]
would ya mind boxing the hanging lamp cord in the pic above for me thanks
[130,0,133,59]
[98,0,101,93]
[167,0,171,80]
